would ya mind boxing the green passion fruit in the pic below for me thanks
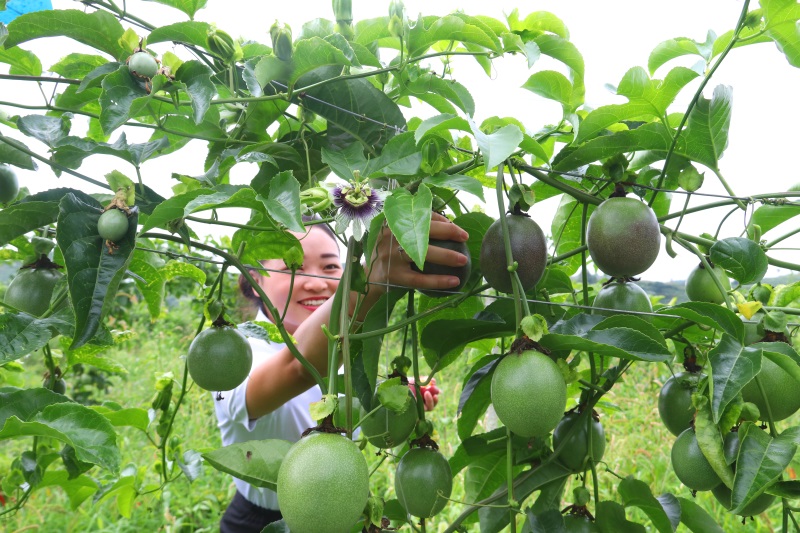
[490,350,566,437]
[658,372,703,437]
[480,214,547,294]
[741,357,800,421]
[97,208,130,242]
[359,390,417,449]
[552,410,606,473]
[671,428,722,491]
[4,267,64,317]
[186,326,252,391]
[0,164,19,204]
[395,447,452,518]
[127,51,159,78]
[685,263,731,304]
[411,238,471,298]
[586,197,661,277]
[592,281,652,318]
[277,432,369,533]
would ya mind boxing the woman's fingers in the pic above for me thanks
[429,218,469,242]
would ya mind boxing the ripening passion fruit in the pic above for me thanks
[480,214,547,294]
[671,427,722,491]
[0,164,19,204]
[592,280,652,318]
[127,51,159,78]
[97,208,130,242]
[658,371,703,437]
[277,432,369,533]
[740,357,800,421]
[395,447,452,518]
[685,262,731,304]
[490,349,566,437]
[359,389,418,449]
[186,326,252,391]
[586,197,661,277]
[411,238,471,297]
[4,267,64,317]
[552,410,606,473]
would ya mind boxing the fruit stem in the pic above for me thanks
[408,291,427,424]
[579,203,597,383]
[506,425,517,533]
[674,236,736,312]
[495,164,526,330]
[753,375,778,437]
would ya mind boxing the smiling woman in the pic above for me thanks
[216,215,466,532]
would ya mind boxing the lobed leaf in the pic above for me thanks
[202,439,291,491]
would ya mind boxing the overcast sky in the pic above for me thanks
[3,0,799,283]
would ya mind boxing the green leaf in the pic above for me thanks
[358,287,406,404]
[140,185,261,233]
[147,21,212,48]
[762,0,800,67]
[231,216,303,267]
[362,131,421,179]
[766,480,800,499]
[731,422,797,514]
[202,439,291,491]
[17,114,71,148]
[682,85,732,170]
[468,117,522,172]
[708,334,763,423]
[414,114,471,144]
[49,53,111,79]
[522,70,573,110]
[466,449,510,505]
[0,313,57,364]
[294,66,406,153]
[91,405,149,432]
[408,14,500,57]
[37,471,98,509]
[693,396,735,488]
[321,143,366,182]
[420,300,516,367]
[0,200,58,246]
[99,66,150,134]
[618,477,676,533]
[56,193,137,349]
[289,36,354,86]
[0,392,119,473]
[657,302,744,341]
[77,61,120,94]
[709,237,769,285]
[5,9,127,60]
[0,136,37,169]
[383,186,432,270]
[128,253,166,320]
[457,357,496,441]
[596,501,647,533]
[0,45,42,76]
[174,60,216,124]
[52,133,169,170]
[747,185,800,235]
[676,496,725,533]
[142,0,208,19]
[540,315,672,363]
[376,378,411,413]
[261,171,304,232]
[423,174,484,201]
[648,37,704,74]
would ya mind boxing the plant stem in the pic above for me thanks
[0,134,110,190]
[495,165,523,331]
[506,425,516,533]
[339,238,356,436]
[408,291,426,423]
[650,0,751,209]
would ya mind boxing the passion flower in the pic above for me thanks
[330,172,386,240]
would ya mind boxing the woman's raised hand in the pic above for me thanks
[367,212,469,293]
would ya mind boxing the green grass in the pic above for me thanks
[2,296,798,532]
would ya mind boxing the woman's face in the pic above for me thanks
[257,227,342,334]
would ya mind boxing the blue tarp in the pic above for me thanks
[0,0,53,24]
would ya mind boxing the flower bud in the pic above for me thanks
[206,28,242,64]
[388,0,405,38]
[332,0,352,23]
[270,22,294,62]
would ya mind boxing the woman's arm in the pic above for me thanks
[245,214,469,419]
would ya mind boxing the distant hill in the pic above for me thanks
[581,273,799,304]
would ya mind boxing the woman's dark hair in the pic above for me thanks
[237,215,338,311]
